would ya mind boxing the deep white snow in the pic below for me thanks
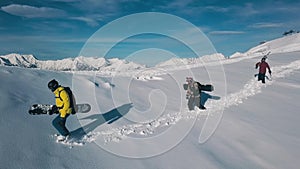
[1,33,300,169]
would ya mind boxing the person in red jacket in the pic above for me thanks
[255,57,272,83]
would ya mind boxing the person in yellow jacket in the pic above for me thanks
[48,79,72,141]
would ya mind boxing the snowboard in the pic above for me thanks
[28,104,91,115]
[254,73,272,81]
[183,83,214,92]
[200,84,214,92]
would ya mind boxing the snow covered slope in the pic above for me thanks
[1,34,300,169]
[247,33,300,55]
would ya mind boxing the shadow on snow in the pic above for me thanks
[70,103,133,139]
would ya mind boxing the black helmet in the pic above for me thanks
[261,55,267,62]
[48,79,59,92]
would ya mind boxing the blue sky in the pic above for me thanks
[0,0,299,63]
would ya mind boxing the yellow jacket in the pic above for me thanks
[54,86,72,118]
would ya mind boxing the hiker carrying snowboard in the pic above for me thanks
[185,77,206,111]
[255,56,272,83]
[48,79,75,141]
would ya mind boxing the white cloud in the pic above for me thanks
[209,31,245,35]
[0,34,87,43]
[70,16,100,27]
[164,0,193,9]
[1,4,66,18]
[250,22,284,29]
[51,0,79,2]
[0,4,103,27]
[205,6,230,13]
[72,0,119,13]
[241,3,259,16]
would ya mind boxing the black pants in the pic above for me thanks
[188,96,200,110]
[52,114,70,136]
[258,73,266,83]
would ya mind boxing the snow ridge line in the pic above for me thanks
[84,59,300,143]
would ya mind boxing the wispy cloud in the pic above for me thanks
[51,0,79,2]
[209,31,245,35]
[0,4,104,27]
[250,22,283,29]
[157,0,198,15]
[204,6,230,13]
[71,0,120,13]
[56,0,121,26]
[1,4,66,18]
[157,0,190,10]
[0,34,87,43]
[70,16,101,27]
[240,3,259,16]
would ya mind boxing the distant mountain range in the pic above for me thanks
[1,33,299,72]
[0,52,227,72]
[0,54,146,72]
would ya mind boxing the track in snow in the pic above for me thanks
[66,59,300,146]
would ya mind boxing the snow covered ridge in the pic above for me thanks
[0,54,146,71]
[156,53,225,67]
[247,33,300,55]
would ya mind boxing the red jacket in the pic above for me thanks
[256,61,271,74]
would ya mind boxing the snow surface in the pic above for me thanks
[1,33,300,169]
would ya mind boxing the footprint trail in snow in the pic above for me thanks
[74,59,300,145]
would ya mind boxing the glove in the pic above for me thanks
[49,105,59,115]
[269,70,272,75]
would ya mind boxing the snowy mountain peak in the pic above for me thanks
[0,54,146,72]
[0,53,38,68]
[155,53,225,67]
